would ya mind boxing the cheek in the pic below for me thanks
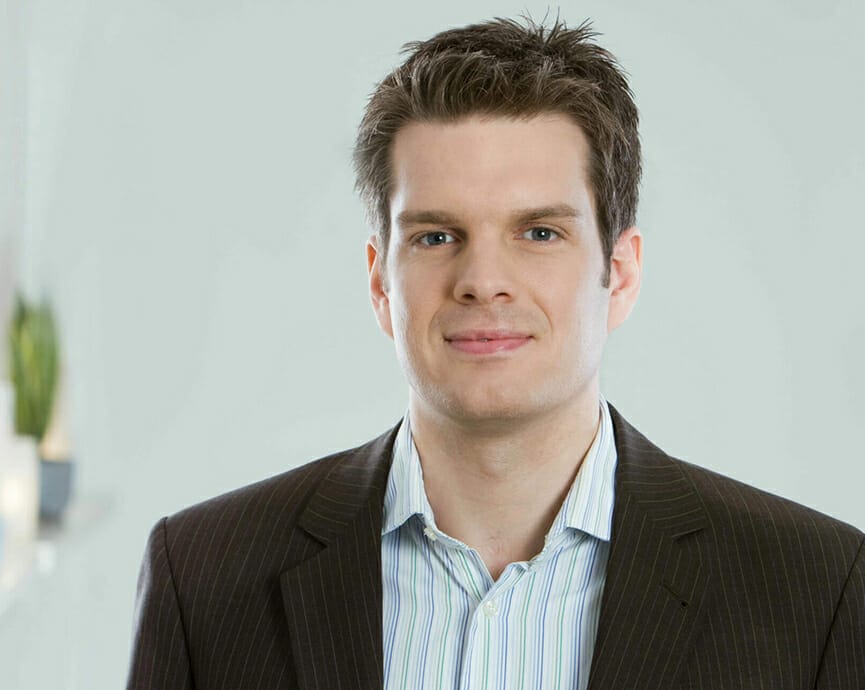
[575,288,611,353]
[390,278,436,349]
[547,278,609,345]
[394,261,446,314]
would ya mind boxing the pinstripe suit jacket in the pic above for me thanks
[127,404,865,689]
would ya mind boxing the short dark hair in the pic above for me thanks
[352,16,641,286]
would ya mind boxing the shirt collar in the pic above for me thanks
[382,413,432,536]
[381,395,618,543]
[552,395,617,541]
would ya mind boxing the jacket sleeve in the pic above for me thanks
[126,517,195,690]
[815,536,865,689]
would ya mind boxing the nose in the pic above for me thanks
[451,235,516,305]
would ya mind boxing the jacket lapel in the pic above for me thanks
[587,405,714,689]
[280,423,400,690]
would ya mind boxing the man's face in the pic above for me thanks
[368,113,641,428]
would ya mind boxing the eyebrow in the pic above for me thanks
[396,203,584,229]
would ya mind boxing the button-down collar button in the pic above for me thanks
[423,525,438,542]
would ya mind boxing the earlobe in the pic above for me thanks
[607,226,643,332]
[367,235,394,339]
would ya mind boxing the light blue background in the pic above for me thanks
[1,0,863,686]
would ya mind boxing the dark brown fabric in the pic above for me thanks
[127,405,865,689]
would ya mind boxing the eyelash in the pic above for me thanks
[416,231,455,246]
[414,226,563,246]
[521,226,562,242]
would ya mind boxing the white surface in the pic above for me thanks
[3,0,864,687]
[0,493,121,689]
[0,382,40,614]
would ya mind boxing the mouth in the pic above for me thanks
[444,330,533,355]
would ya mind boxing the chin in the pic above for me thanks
[429,383,553,425]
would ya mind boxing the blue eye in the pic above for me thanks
[523,227,560,241]
[419,231,455,246]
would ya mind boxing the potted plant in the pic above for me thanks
[7,293,73,522]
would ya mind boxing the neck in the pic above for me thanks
[408,388,601,580]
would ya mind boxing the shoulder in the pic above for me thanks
[608,402,864,573]
[154,424,399,560]
[663,453,865,596]
[673,454,863,548]
[672,455,865,637]
[166,450,334,534]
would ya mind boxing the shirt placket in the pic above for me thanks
[458,551,543,689]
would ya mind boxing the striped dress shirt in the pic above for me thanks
[381,396,618,690]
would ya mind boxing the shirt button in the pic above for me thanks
[482,600,499,617]
[423,526,438,542]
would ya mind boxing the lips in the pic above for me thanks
[444,330,532,355]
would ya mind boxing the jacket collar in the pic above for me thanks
[295,423,398,546]
[280,422,399,690]
[587,403,713,689]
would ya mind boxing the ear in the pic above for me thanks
[607,226,642,332]
[367,234,394,339]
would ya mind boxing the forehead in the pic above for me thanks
[389,113,595,226]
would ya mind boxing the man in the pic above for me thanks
[127,17,864,690]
